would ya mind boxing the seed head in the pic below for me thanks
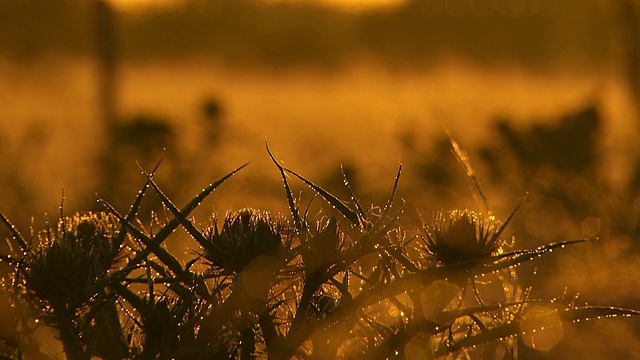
[202,208,284,274]
[21,212,122,310]
[422,210,502,265]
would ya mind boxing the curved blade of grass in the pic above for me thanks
[282,165,360,225]
[448,133,491,213]
[266,142,305,234]
[357,164,414,273]
[360,166,402,241]
[59,190,70,246]
[434,306,640,356]
[0,212,27,254]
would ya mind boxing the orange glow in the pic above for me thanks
[107,0,407,11]
[268,0,407,11]
[107,0,180,11]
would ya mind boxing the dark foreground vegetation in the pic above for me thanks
[0,138,638,359]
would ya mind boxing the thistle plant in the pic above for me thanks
[422,210,506,266]
[1,211,128,359]
[0,144,638,360]
[201,208,286,276]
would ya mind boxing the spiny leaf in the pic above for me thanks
[100,164,246,280]
[425,238,590,279]
[100,200,189,284]
[491,192,528,244]
[476,238,589,274]
[109,282,146,321]
[381,164,402,219]
[282,165,360,225]
[0,212,27,254]
[185,256,200,271]
[434,306,640,356]
[341,164,366,219]
[315,239,587,340]
[139,167,209,248]
[152,162,249,243]
[266,141,305,235]
[112,156,163,245]
[559,306,640,322]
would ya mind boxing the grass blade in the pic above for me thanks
[448,133,491,213]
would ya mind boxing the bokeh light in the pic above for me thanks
[520,306,564,352]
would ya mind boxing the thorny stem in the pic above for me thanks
[277,279,320,359]
[240,319,256,360]
[53,304,88,360]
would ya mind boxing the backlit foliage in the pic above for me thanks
[0,146,637,360]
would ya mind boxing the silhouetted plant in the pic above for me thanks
[0,144,638,359]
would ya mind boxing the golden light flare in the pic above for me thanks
[520,306,564,351]
[420,280,462,323]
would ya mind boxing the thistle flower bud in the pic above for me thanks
[422,210,502,265]
[22,212,122,310]
[202,208,284,275]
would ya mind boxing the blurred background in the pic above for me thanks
[1,0,640,358]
